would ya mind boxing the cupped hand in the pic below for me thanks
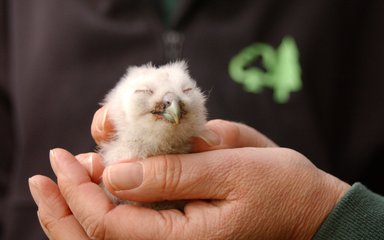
[29,114,350,239]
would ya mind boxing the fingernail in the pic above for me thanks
[97,108,108,133]
[107,162,143,191]
[79,154,94,177]
[49,149,58,175]
[29,177,40,205]
[197,129,221,146]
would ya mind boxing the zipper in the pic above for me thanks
[162,31,184,61]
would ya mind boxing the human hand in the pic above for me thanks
[29,111,350,239]
[98,145,350,239]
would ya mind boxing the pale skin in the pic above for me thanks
[29,106,350,240]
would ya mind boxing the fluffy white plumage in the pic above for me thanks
[99,61,207,209]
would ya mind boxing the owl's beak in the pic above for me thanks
[162,100,181,124]
[162,93,182,124]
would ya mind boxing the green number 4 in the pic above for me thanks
[228,36,302,104]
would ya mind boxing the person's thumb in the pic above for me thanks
[102,148,249,202]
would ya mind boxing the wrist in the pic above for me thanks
[292,172,350,239]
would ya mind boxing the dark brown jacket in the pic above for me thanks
[1,0,383,239]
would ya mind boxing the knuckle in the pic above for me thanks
[82,215,106,240]
[155,155,183,196]
[156,211,178,240]
[209,119,241,145]
[222,122,242,147]
[38,210,57,234]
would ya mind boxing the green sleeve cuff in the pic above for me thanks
[313,183,384,240]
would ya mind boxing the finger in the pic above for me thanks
[50,148,190,239]
[192,119,277,152]
[103,148,256,202]
[75,152,105,183]
[90,107,114,144]
[29,175,90,240]
[50,148,116,238]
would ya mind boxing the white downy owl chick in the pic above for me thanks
[99,61,207,210]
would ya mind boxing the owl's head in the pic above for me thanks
[105,61,207,145]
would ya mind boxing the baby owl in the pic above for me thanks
[99,61,207,210]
